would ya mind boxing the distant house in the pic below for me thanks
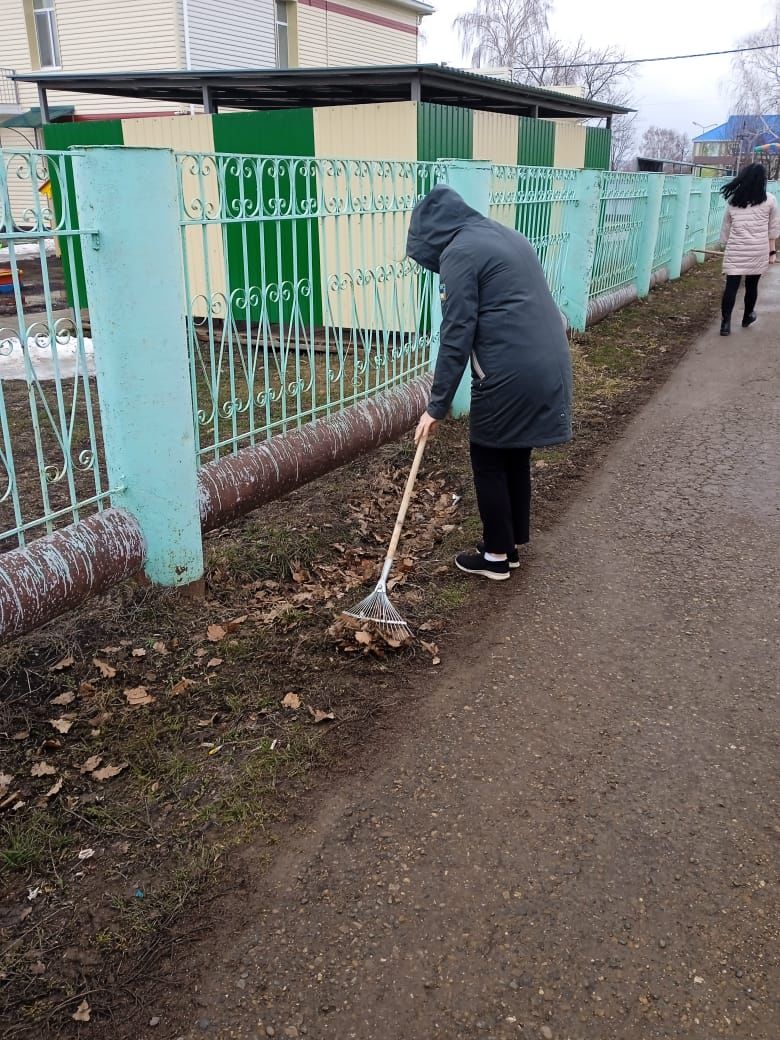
[693,115,780,172]
[0,0,432,136]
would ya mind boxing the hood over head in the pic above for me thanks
[406,184,483,273]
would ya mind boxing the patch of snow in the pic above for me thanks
[0,334,95,381]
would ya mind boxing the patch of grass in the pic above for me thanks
[0,812,74,878]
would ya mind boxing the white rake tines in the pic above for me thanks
[343,583,412,638]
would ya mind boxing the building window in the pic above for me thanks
[32,0,61,69]
[276,1,289,69]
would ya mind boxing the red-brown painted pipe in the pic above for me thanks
[0,508,145,641]
[198,373,432,533]
[0,376,431,641]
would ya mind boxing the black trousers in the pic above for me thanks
[470,442,532,554]
[721,274,760,320]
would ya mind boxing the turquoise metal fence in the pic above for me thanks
[707,179,729,246]
[589,173,650,299]
[685,179,708,254]
[176,153,445,463]
[489,165,578,306]
[2,146,733,575]
[653,178,679,273]
[0,149,111,548]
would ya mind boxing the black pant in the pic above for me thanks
[721,274,760,320]
[470,442,532,554]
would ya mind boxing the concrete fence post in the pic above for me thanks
[635,174,665,298]
[429,158,493,419]
[560,169,602,331]
[668,175,693,281]
[71,146,204,588]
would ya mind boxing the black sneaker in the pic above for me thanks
[477,541,521,569]
[720,319,731,336]
[742,311,757,328]
[455,551,510,581]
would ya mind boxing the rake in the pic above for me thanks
[343,429,429,639]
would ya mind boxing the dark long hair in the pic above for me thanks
[721,163,768,207]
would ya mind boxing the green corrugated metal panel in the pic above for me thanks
[211,110,321,326]
[417,104,473,163]
[584,127,612,171]
[42,119,124,306]
[518,118,555,167]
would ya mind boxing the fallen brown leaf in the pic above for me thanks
[152,641,169,655]
[80,755,102,774]
[170,677,196,696]
[45,777,63,799]
[281,692,302,710]
[92,763,127,782]
[11,730,29,741]
[206,658,223,669]
[206,624,227,643]
[131,648,147,658]
[0,773,14,793]
[50,691,75,707]
[49,655,74,673]
[309,707,336,724]
[226,615,248,632]
[92,658,117,679]
[124,686,156,708]
[30,762,57,778]
[72,999,91,1022]
[78,681,98,698]
[354,631,373,646]
[49,717,74,735]
[29,961,46,976]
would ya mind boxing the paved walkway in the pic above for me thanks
[179,273,780,1040]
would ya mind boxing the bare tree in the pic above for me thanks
[730,3,780,113]
[455,0,638,168]
[639,126,691,161]
[455,0,552,70]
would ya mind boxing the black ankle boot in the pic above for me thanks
[720,318,731,336]
[742,311,757,327]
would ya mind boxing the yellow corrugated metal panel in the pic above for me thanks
[121,115,225,318]
[313,103,418,331]
[313,102,417,160]
[473,111,519,165]
[553,121,587,169]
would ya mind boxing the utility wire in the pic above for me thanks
[522,42,780,70]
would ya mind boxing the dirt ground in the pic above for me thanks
[4,261,769,1040]
[168,272,780,1039]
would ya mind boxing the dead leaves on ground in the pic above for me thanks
[280,691,335,724]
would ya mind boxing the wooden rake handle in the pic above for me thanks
[385,429,429,567]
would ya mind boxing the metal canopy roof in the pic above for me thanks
[14,64,629,122]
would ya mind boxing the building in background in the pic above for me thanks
[0,0,432,144]
[693,115,780,174]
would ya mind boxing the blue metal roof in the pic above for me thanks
[694,115,780,144]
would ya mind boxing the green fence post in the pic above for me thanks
[429,158,492,419]
[71,146,203,588]
[635,174,665,298]
[560,169,601,332]
[668,175,693,281]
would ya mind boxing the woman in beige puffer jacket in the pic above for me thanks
[719,163,780,336]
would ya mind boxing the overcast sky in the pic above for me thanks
[420,0,776,141]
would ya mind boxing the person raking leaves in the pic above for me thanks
[406,184,573,581]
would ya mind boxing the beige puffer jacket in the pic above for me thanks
[721,195,780,275]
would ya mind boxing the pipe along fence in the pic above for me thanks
[0,146,757,639]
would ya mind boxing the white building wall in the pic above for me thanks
[183,0,277,70]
